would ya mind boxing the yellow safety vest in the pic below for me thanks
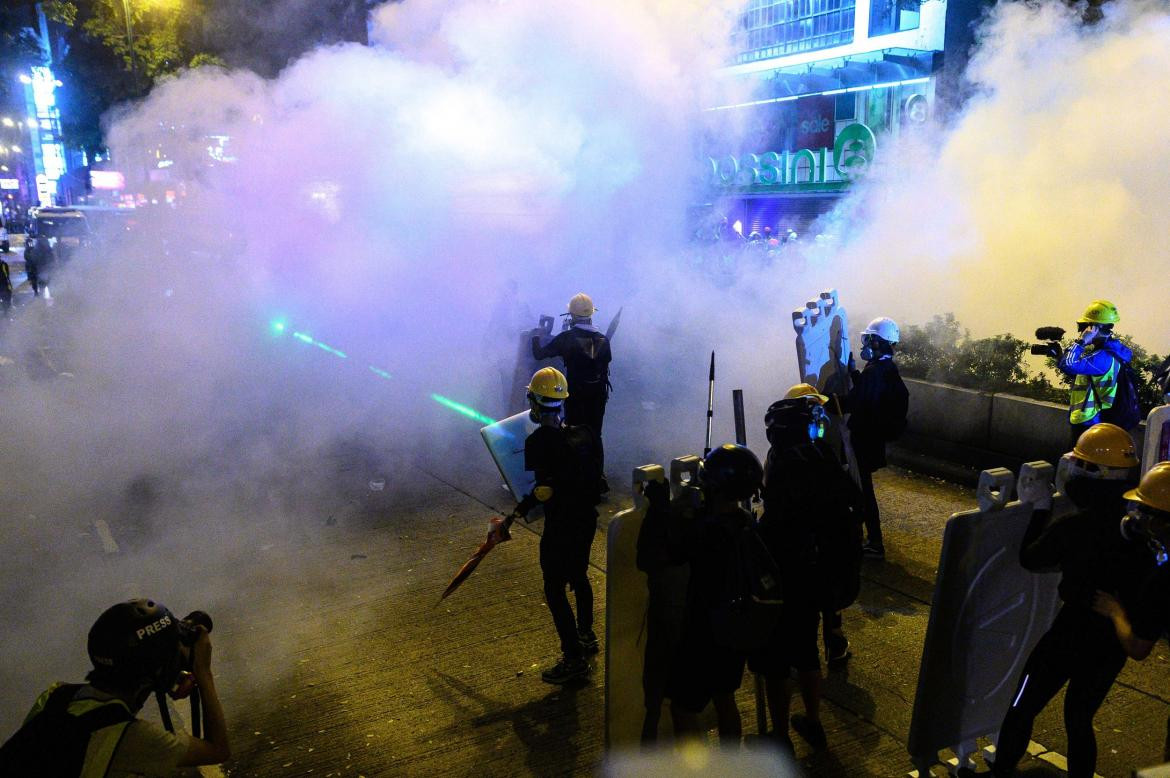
[1069,358,1118,425]
[23,683,134,778]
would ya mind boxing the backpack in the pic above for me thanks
[709,517,784,652]
[0,684,133,775]
[1101,360,1142,431]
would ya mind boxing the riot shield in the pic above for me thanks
[793,288,859,484]
[1143,405,1170,477]
[605,464,667,750]
[480,411,541,519]
[907,464,1066,776]
[508,315,557,412]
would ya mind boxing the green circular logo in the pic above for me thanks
[833,123,877,179]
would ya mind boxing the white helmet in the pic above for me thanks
[567,293,595,318]
[862,316,900,344]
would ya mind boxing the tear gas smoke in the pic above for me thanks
[2,0,1169,735]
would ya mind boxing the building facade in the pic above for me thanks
[700,0,985,237]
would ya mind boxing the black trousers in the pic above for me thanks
[994,610,1126,778]
[859,467,882,547]
[539,521,597,660]
[565,382,607,475]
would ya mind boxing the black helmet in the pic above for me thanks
[88,599,188,690]
[700,443,763,501]
[765,398,826,448]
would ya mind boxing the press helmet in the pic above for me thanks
[567,293,595,318]
[699,443,764,501]
[88,599,187,691]
[862,317,901,345]
[1066,423,1139,481]
[1078,300,1120,326]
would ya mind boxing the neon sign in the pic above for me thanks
[707,122,877,191]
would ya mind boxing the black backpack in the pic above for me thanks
[709,517,784,652]
[1101,360,1142,431]
[0,684,133,775]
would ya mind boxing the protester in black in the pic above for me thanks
[752,390,864,752]
[839,317,909,559]
[501,367,600,685]
[531,292,612,492]
[0,258,12,315]
[665,444,767,746]
[992,424,1147,778]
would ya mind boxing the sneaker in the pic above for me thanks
[578,629,599,655]
[541,656,590,685]
[826,637,852,666]
[861,542,885,560]
[790,712,828,751]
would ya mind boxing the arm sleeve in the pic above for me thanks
[1019,508,1064,570]
[107,719,191,777]
[1059,343,1116,377]
[531,331,564,361]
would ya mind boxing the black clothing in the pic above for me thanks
[665,502,754,713]
[842,356,908,547]
[540,520,596,660]
[995,611,1126,778]
[23,240,40,295]
[516,423,599,661]
[0,260,11,312]
[844,357,909,472]
[532,326,612,475]
[751,440,863,676]
[531,327,612,390]
[995,477,1153,778]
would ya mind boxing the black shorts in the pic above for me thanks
[665,619,746,714]
[748,602,821,676]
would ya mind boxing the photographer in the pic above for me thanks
[1054,300,1137,434]
[0,598,230,776]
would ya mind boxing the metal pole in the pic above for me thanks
[704,351,715,457]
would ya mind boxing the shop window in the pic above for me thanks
[835,92,856,121]
[869,0,920,37]
[734,0,857,63]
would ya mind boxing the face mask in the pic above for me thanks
[1122,504,1170,566]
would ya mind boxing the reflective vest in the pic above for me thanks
[1070,357,1119,425]
[0,683,134,777]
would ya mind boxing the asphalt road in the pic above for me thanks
[2,425,1169,777]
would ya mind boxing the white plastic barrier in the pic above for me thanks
[480,411,541,519]
[1143,405,1170,476]
[908,463,1067,776]
[791,288,851,396]
[605,464,667,749]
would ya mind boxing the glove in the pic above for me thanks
[488,516,513,544]
[1045,343,1062,360]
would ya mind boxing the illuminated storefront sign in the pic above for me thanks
[708,122,877,191]
[23,66,68,206]
[0,179,19,190]
[90,170,126,190]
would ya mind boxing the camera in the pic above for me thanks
[1030,326,1066,358]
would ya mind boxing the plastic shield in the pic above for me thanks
[480,411,541,519]
[907,464,1064,774]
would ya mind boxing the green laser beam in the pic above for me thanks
[271,319,495,426]
[430,393,496,425]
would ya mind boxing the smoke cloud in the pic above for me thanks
[2,0,1169,736]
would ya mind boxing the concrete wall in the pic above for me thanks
[896,378,1147,481]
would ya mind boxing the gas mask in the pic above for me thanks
[859,333,886,362]
[1121,503,1170,567]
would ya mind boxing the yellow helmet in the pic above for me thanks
[1071,423,1139,469]
[567,293,595,318]
[784,382,828,405]
[527,366,569,402]
[1078,299,1120,325]
[1125,462,1170,513]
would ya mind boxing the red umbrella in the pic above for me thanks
[439,518,512,602]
